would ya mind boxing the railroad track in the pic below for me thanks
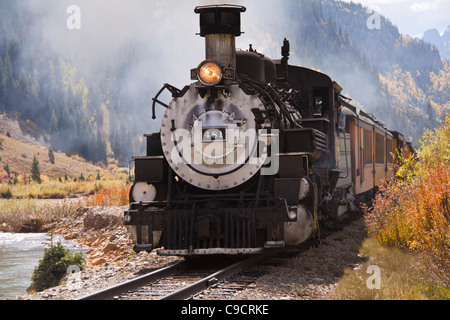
[78,251,277,300]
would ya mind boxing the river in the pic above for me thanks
[0,232,83,300]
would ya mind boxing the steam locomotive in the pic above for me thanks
[124,5,413,256]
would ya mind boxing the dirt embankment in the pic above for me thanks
[50,206,143,268]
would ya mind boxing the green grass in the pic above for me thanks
[334,238,450,300]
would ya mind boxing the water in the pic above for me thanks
[0,232,83,300]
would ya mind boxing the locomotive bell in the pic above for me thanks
[195,5,246,79]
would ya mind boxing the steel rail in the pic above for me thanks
[78,250,277,300]
[78,261,186,300]
[160,251,277,300]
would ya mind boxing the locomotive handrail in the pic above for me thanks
[151,83,188,119]
[127,196,289,206]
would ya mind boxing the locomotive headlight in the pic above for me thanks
[131,182,157,202]
[197,60,223,86]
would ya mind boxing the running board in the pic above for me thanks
[157,247,266,256]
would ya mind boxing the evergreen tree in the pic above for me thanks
[1,50,13,107]
[48,147,55,164]
[3,163,10,178]
[49,110,58,134]
[31,155,41,183]
[94,128,108,164]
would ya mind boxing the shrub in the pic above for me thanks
[31,235,85,292]
[87,183,130,206]
[0,185,13,199]
[365,114,450,271]
[408,160,450,262]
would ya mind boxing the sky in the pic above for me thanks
[343,0,450,38]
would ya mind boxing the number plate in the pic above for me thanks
[202,128,226,142]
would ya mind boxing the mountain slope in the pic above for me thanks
[0,0,448,157]
[0,114,104,183]
[423,26,450,60]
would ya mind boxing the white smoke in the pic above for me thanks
[13,1,388,140]
[18,0,293,96]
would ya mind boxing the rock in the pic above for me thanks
[85,236,100,245]
[83,207,123,230]
[102,243,119,253]
[85,249,96,255]
[0,222,9,232]
[75,207,90,217]
[19,218,42,233]
[92,237,105,247]
[26,283,38,294]
[91,258,107,266]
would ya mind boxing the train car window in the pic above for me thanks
[345,116,351,133]
[363,129,373,165]
[337,109,346,132]
[386,139,394,164]
[375,133,385,164]
[314,96,323,117]
[312,88,329,118]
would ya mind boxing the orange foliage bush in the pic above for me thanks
[87,183,130,206]
[366,115,450,270]
[364,178,413,249]
[409,160,450,262]
[365,158,450,269]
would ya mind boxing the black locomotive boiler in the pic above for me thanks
[124,5,411,256]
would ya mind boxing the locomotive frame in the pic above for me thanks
[124,5,413,256]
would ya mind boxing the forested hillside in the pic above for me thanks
[0,0,448,165]
[248,0,448,143]
[0,1,146,165]
[321,0,449,142]
[0,2,108,163]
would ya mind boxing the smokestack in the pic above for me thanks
[195,5,246,72]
